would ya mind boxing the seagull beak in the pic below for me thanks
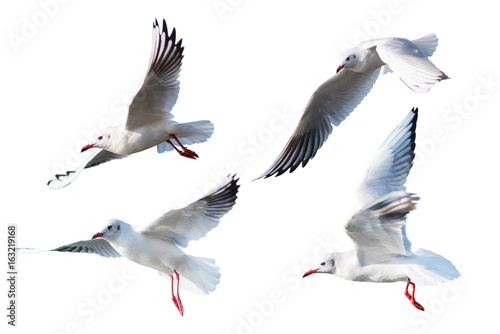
[336,64,344,73]
[92,232,104,239]
[81,143,96,153]
[303,268,319,278]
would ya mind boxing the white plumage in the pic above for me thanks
[303,108,459,311]
[258,34,448,179]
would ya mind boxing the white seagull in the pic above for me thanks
[48,19,214,189]
[302,108,459,311]
[257,34,448,179]
[43,175,239,315]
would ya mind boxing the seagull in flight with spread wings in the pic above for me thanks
[302,109,459,311]
[48,19,213,189]
[35,175,239,316]
[257,34,448,179]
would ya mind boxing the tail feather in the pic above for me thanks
[407,248,460,286]
[177,255,221,294]
[411,33,439,57]
[157,120,214,153]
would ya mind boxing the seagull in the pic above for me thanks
[40,175,239,316]
[257,34,448,179]
[302,108,459,311]
[48,19,214,189]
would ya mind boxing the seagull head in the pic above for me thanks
[303,253,336,277]
[81,131,111,152]
[92,219,127,241]
[337,51,358,73]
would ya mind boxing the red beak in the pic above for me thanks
[303,269,319,278]
[92,232,104,240]
[81,143,96,153]
[336,65,344,73]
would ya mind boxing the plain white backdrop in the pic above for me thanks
[2,0,499,333]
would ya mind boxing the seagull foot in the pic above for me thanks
[411,300,425,311]
[404,278,425,311]
[172,296,184,316]
[179,148,199,160]
[167,135,199,160]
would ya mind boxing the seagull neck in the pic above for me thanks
[109,226,139,249]
[354,49,384,73]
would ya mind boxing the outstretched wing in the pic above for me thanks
[357,108,418,207]
[376,37,448,93]
[125,19,184,130]
[346,191,418,265]
[51,238,121,258]
[257,68,380,179]
[47,149,129,189]
[18,239,121,258]
[141,175,240,247]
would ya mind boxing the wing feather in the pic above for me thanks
[257,68,380,179]
[141,175,239,247]
[357,108,418,206]
[125,19,184,129]
[346,191,418,265]
[376,37,448,93]
[47,150,129,189]
[51,239,121,258]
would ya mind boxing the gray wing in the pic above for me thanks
[125,19,183,130]
[346,191,418,265]
[357,108,418,207]
[376,37,448,93]
[142,175,239,247]
[257,68,380,179]
[47,149,129,189]
[52,238,121,258]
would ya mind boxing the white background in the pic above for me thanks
[2,0,499,333]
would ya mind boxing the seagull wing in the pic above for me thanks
[51,238,121,258]
[376,37,448,93]
[357,108,418,207]
[125,19,184,130]
[257,68,380,179]
[345,191,418,265]
[141,175,239,247]
[47,149,129,189]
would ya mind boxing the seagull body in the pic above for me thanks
[42,175,239,315]
[258,34,448,179]
[303,109,459,311]
[48,19,213,189]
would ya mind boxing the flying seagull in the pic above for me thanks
[48,19,214,189]
[302,108,459,311]
[39,175,239,316]
[257,34,448,179]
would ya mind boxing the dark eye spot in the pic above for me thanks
[346,56,350,61]
[321,262,326,266]
[98,136,103,140]
[353,54,356,59]
[117,225,120,231]
[107,225,112,230]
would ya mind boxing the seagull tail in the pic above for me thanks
[157,120,214,153]
[407,248,460,286]
[411,33,439,57]
[177,255,221,295]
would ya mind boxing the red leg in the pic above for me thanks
[404,278,425,311]
[170,274,183,316]
[174,270,184,315]
[166,134,199,159]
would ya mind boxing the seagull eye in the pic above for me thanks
[107,225,112,230]
[346,56,350,61]
[98,136,103,140]
[321,262,326,266]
